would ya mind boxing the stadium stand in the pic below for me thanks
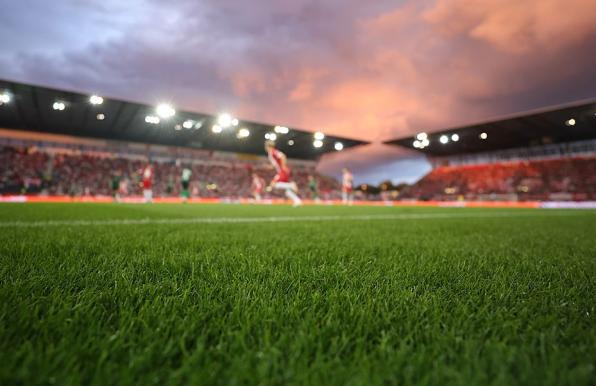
[402,157,596,201]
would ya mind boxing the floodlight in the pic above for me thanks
[89,95,103,105]
[156,104,175,118]
[212,124,223,133]
[217,113,233,128]
[451,134,459,142]
[480,132,488,139]
[0,91,11,104]
[183,120,194,129]
[274,126,289,134]
[314,131,325,140]
[334,142,344,151]
[288,140,295,146]
[265,132,277,141]
[439,135,449,144]
[52,101,66,111]
[96,113,105,120]
[565,118,576,126]
[313,139,323,148]
[416,132,428,141]
[237,128,250,138]
[145,115,160,124]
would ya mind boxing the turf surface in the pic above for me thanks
[1,203,595,385]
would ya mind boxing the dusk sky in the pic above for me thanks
[1,0,595,183]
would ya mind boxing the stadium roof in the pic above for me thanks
[0,79,368,160]
[384,99,596,157]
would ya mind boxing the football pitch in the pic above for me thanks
[1,203,595,385]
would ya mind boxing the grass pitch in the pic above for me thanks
[1,203,595,385]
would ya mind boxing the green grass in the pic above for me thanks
[1,203,595,385]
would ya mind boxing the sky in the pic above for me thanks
[1,0,595,184]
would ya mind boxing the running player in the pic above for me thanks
[111,170,121,202]
[141,164,153,203]
[342,168,354,205]
[181,166,192,203]
[264,140,302,207]
[251,172,265,202]
[308,175,320,203]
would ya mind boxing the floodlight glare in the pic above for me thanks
[212,124,223,133]
[183,120,194,129]
[232,118,239,127]
[96,113,105,120]
[451,134,459,142]
[156,104,175,119]
[314,131,325,140]
[416,132,428,141]
[217,113,233,128]
[237,128,250,138]
[480,132,488,140]
[288,140,295,146]
[265,132,277,141]
[439,135,449,144]
[566,118,576,126]
[274,126,289,134]
[52,101,66,111]
[0,92,11,104]
[313,139,324,148]
[334,142,344,151]
[145,115,160,124]
[413,140,421,148]
[89,95,104,105]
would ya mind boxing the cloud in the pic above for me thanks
[0,0,595,183]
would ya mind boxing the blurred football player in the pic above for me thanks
[251,172,265,202]
[342,168,354,205]
[141,164,153,203]
[181,166,192,203]
[265,140,302,207]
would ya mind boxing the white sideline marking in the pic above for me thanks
[0,211,577,228]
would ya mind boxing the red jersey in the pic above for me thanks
[252,175,265,193]
[268,148,291,183]
[342,171,353,192]
[142,166,153,189]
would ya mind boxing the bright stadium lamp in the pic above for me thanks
[334,142,344,151]
[89,95,103,105]
[313,139,323,148]
[265,132,277,141]
[52,101,66,111]
[156,104,175,119]
[288,140,294,146]
[183,120,194,129]
[314,131,325,140]
[565,118,576,126]
[96,113,105,121]
[217,113,234,128]
[212,124,223,133]
[194,121,203,129]
[274,126,289,134]
[451,134,459,142]
[0,91,12,105]
[145,115,160,124]
[480,132,488,140]
[416,132,427,141]
[232,118,239,127]
[439,135,449,144]
[237,128,250,138]
[413,140,421,148]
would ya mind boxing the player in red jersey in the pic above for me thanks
[141,164,153,203]
[251,172,265,202]
[265,140,302,206]
[342,168,354,205]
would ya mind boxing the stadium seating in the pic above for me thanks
[0,145,340,199]
[403,157,596,201]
